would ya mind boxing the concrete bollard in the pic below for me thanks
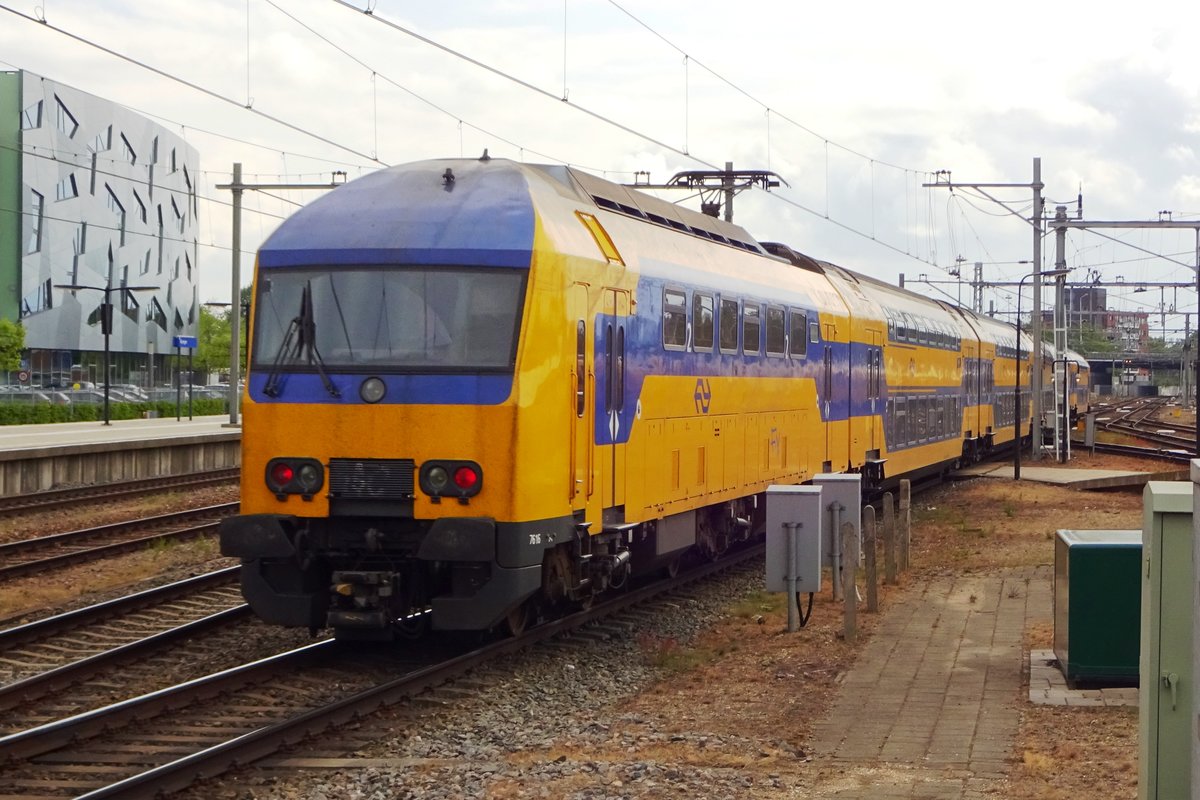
[883,491,897,585]
[843,521,858,642]
[899,479,911,572]
[863,504,878,612]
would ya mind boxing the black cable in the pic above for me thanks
[0,3,383,166]
[797,592,814,627]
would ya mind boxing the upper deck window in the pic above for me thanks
[765,306,785,355]
[719,297,738,352]
[789,310,807,358]
[663,288,687,350]
[743,304,761,354]
[692,293,714,351]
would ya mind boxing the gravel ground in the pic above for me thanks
[191,565,794,800]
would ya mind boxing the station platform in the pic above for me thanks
[0,415,240,496]
[954,461,1188,489]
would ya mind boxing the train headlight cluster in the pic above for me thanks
[265,457,325,500]
[419,460,483,502]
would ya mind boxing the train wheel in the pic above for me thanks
[696,507,730,561]
[574,590,595,612]
[663,556,681,579]
[392,612,429,640]
[503,600,532,637]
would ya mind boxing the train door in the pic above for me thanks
[601,289,630,511]
[568,284,592,510]
[867,333,883,452]
[823,345,833,461]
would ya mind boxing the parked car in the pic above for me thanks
[111,384,149,401]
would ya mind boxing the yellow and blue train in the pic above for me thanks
[219,157,1089,639]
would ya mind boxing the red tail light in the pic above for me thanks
[419,460,483,498]
[270,462,295,487]
[453,465,479,489]
[264,458,324,499]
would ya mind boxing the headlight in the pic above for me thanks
[297,462,323,492]
[265,457,325,499]
[359,377,386,403]
[426,465,449,492]
[419,460,483,499]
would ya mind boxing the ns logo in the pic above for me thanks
[694,378,712,414]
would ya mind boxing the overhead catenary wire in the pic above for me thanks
[261,0,616,174]
[0,142,295,221]
[9,1,955,275]
[327,0,719,172]
[0,3,384,166]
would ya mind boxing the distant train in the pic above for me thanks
[219,157,1091,640]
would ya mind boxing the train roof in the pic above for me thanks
[565,169,766,254]
[258,157,775,270]
[259,158,539,269]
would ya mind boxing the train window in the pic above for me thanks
[896,315,907,341]
[663,288,687,350]
[719,297,738,352]
[575,320,586,418]
[253,266,524,372]
[887,318,895,341]
[809,320,820,344]
[615,326,625,412]
[885,398,894,444]
[605,322,614,412]
[789,310,807,357]
[692,292,714,351]
[743,304,761,354]
[896,397,908,445]
[765,306,786,355]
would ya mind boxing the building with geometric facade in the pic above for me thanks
[0,70,199,388]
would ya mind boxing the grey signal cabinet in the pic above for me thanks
[1138,480,1193,800]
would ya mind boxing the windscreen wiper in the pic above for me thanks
[262,282,342,398]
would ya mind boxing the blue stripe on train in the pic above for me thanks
[246,372,513,405]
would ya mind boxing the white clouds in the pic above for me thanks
[0,0,1196,326]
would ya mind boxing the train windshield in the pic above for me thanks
[252,266,525,371]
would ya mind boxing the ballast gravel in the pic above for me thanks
[250,568,784,800]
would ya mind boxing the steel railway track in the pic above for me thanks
[1093,397,1196,451]
[0,469,239,517]
[0,568,250,730]
[0,503,238,581]
[0,545,762,799]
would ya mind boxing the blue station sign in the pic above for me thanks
[172,335,198,349]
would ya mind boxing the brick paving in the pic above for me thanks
[808,566,1052,798]
[1028,649,1138,707]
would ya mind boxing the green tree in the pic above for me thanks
[0,319,24,372]
[1145,336,1173,354]
[196,305,231,381]
[1065,324,1119,354]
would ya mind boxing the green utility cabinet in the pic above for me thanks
[1138,480,1193,800]
[1053,529,1142,684]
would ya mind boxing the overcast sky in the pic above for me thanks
[3,0,1199,337]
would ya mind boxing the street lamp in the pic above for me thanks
[1013,267,1069,479]
[56,282,157,425]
